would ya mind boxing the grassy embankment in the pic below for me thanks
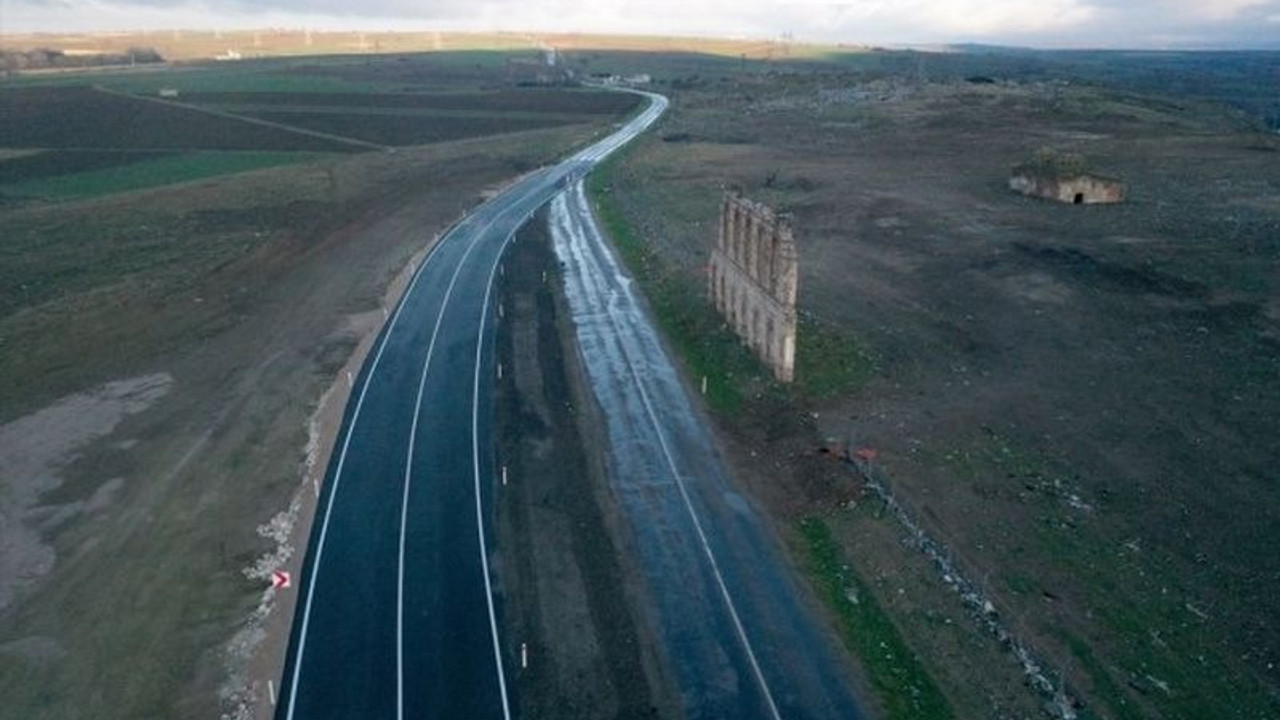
[587,150,948,720]
[587,155,872,411]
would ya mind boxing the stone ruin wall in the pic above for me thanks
[708,193,798,382]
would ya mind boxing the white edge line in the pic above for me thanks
[473,226,521,720]
[568,179,783,720]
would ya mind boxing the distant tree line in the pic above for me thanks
[2,47,164,72]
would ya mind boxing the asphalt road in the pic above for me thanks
[550,183,868,720]
[274,92,667,720]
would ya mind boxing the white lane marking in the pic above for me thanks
[472,227,521,720]
[269,680,276,706]
[559,180,783,720]
[396,192,545,717]
[283,216,451,720]
[396,209,497,720]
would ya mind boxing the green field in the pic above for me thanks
[1,151,326,200]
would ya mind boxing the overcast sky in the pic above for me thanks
[4,0,1280,49]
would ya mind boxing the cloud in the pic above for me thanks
[3,0,1279,48]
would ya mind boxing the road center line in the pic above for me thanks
[283,226,449,720]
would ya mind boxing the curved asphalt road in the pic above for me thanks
[274,93,667,720]
[550,183,867,719]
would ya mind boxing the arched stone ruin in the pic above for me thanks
[708,193,798,382]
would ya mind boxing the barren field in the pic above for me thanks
[0,86,357,151]
[184,88,643,146]
[182,88,642,114]
[0,51,628,719]
[579,49,1280,720]
[237,110,577,147]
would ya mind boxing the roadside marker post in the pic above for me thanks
[502,466,508,487]
[521,643,528,669]
[271,571,292,590]
[497,363,503,380]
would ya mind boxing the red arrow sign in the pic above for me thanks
[271,571,291,590]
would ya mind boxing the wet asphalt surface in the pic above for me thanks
[550,182,867,720]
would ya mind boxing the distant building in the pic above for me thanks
[1010,170,1126,205]
[599,74,653,87]
[215,49,242,61]
[1010,152,1126,205]
[158,88,180,98]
